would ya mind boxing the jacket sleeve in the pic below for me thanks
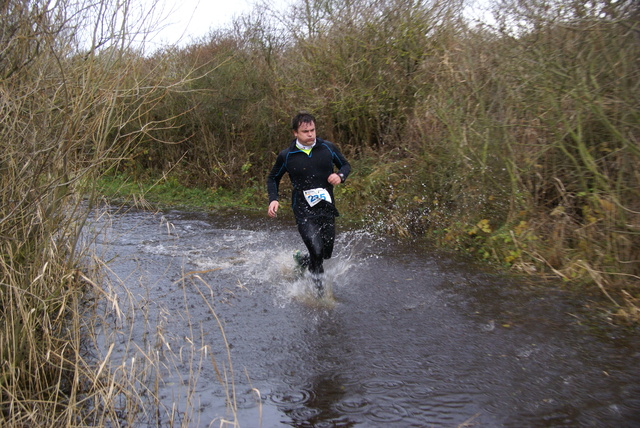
[331,143,351,180]
[267,152,286,202]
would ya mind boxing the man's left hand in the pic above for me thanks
[328,173,342,186]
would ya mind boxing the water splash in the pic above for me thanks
[137,219,380,308]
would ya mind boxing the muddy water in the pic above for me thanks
[88,207,640,427]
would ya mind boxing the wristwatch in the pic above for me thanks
[337,172,345,183]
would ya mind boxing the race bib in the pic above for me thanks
[303,188,332,207]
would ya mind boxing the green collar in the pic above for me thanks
[296,141,315,156]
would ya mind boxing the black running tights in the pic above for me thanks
[297,215,335,275]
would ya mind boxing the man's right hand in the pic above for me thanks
[268,200,279,218]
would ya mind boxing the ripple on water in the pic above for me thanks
[364,402,411,423]
[370,355,430,378]
[280,364,308,387]
[333,396,371,414]
[433,391,476,408]
[361,378,406,394]
[327,370,364,391]
[406,382,437,400]
[268,388,315,408]
[284,405,322,421]
[234,392,263,410]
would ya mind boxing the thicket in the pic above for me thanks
[124,0,639,319]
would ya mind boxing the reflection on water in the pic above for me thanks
[88,206,640,427]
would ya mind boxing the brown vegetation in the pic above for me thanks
[128,0,638,317]
[0,0,212,424]
[0,0,638,425]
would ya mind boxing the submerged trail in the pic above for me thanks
[87,207,640,427]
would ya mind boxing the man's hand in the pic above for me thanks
[268,200,279,218]
[328,173,342,186]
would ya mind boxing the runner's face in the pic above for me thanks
[294,121,316,145]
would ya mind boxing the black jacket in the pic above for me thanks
[267,138,351,220]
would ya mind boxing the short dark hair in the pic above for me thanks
[291,112,316,131]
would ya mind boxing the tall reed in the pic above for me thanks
[1,0,244,424]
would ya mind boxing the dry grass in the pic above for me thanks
[0,0,249,424]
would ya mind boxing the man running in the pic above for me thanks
[267,112,351,295]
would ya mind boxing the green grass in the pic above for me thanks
[97,173,264,211]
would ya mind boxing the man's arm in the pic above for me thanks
[266,152,285,217]
[330,142,351,182]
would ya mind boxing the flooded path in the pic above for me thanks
[87,207,640,427]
